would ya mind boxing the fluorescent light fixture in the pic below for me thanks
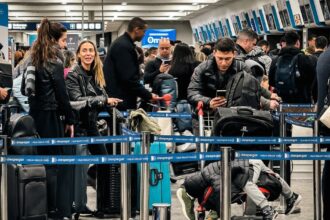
[121,2,127,6]
[192,2,198,6]
[62,1,67,4]
[66,9,70,12]
[179,10,184,13]
[117,9,122,11]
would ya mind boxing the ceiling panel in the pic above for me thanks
[5,0,237,32]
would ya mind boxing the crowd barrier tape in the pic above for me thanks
[1,151,330,165]
[271,114,314,128]
[281,103,315,108]
[8,135,330,147]
[98,111,192,119]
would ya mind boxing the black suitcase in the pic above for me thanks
[8,164,48,220]
[95,109,137,218]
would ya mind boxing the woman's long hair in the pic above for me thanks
[169,43,195,76]
[76,40,106,88]
[31,18,67,68]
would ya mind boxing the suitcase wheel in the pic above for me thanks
[74,213,80,220]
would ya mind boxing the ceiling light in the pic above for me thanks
[62,1,67,4]
[179,10,184,13]
[192,2,198,6]
[66,9,70,12]
[121,2,127,6]
[114,15,118,19]
[117,8,122,11]
[169,15,174,18]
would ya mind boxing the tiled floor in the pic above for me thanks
[81,178,315,220]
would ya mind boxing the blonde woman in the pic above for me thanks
[66,40,122,155]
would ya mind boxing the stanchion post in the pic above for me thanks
[112,107,117,154]
[140,131,151,220]
[121,140,131,220]
[313,120,321,220]
[1,135,8,220]
[278,104,286,213]
[220,147,231,220]
[197,102,205,169]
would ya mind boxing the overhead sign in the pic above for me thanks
[141,29,176,48]
[66,34,79,52]
[9,22,102,31]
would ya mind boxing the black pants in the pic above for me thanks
[323,148,330,219]
[30,110,74,217]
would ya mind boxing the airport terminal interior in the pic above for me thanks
[1,0,330,220]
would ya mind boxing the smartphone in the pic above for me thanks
[216,90,226,99]
[163,60,171,65]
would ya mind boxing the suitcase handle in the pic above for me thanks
[149,168,163,186]
[237,107,253,116]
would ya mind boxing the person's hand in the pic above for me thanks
[107,98,123,106]
[151,93,159,102]
[65,124,74,138]
[0,87,8,100]
[269,100,279,110]
[159,64,170,73]
[271,93,281,102]
[209,97,227,109]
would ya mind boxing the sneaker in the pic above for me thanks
[206,210,218,220]
[176,187,196,220]
[285,192,302,215]
[261,205,278,220]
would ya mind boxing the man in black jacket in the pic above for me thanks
[103,17,157,110]
[187,38,256,115]
[269,31,316,104]
[316,47,330,220]
[144,38,172,87]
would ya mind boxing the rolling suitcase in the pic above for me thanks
[134,142,171,211]
[8,164,48,220]
[96,108,137,217]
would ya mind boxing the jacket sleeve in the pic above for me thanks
[112,44,152,101]
[268,58,277,87]
[187,66,212,108]
[52,63,75,125]
[65,72,108,109]
[144,60,161,84]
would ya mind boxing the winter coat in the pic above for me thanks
[66,64,108,132]
[103,32,152,110]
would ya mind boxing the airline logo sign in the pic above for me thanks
[142,29,176,48]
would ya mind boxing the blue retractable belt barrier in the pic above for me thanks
[98,111,191,118]
[8,135,330,147]
[281,103,315,108]
[2,151,330,165]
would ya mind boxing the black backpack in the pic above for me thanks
[7,113,38,155]
[275,54,300,99]
[256,172,282,201]
[226,71,261,110]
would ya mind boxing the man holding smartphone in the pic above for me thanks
[188,38,252,112]
[144,38,172,86]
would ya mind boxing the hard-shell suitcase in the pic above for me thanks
[134,142,171,211]
[8,164,48,220]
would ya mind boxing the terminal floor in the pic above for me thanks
[82,178,314,220]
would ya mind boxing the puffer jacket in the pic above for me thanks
[66,64,108,131]
[184,159,250,213]
[187,58,250,110]
[247,46,272,74]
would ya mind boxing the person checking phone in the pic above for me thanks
[144,38,172,85]
[188,37,252,112]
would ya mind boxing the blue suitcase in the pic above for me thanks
[134,142,171,210]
